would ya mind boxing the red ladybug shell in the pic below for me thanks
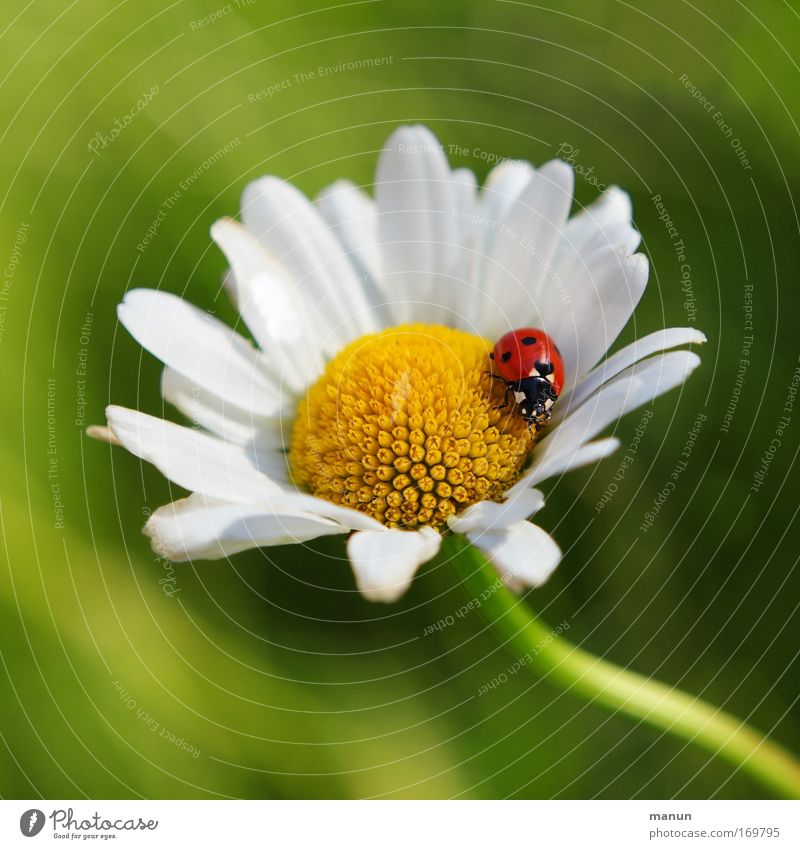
[492,327,564,393]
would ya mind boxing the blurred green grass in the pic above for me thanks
[1,0,799,798]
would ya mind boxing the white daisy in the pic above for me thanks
[90,125,704,603]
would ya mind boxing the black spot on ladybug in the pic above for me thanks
[521,336,537,346]
[535,360,554,376]
[501,351,512,363]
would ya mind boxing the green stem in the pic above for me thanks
[445,536,800,799]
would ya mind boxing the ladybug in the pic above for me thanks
[489,327,565,428]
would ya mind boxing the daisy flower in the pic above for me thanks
[90,125,704,602]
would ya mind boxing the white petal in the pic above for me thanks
[160,367,285,446]
[284,496,386,533]
[553,186,640,286]
[476,159,575,340]
[211,217,323,391]
[107,405,385,531]
[544,248,649,383]
[554,327,707,423]
[473,159,535,263]
[464,159,534,331]
[467,521,562,590]
[451,167,478,248]
[481,158,535,211]
[449,167,479,328]
[118,289,281,417]
[315,179,393,327]
[255,484,386,532]
[452,167,477,203]
[145,494,346,561]
[507,159,575,297]
[347,525,441,603]
[105,406,282,504]
[447,488,545,534]
[315,179,382,282]
[160,368,293,483]
[375,125,462,325]
[536,350,701,468]
[241,176,378,348]
[508,437,621,495]
[576,186,638,246]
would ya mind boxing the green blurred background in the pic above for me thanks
[1,0,799,799]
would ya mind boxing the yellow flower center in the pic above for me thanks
[290,324,535,529]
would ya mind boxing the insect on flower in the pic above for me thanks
[88,124,706,602]
[489,327,565,429]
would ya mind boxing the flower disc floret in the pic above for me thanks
[290,324,534,529]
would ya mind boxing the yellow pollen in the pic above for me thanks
[289,324,536,529]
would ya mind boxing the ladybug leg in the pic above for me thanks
[494,385,515,411]
[486,373,514,410]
